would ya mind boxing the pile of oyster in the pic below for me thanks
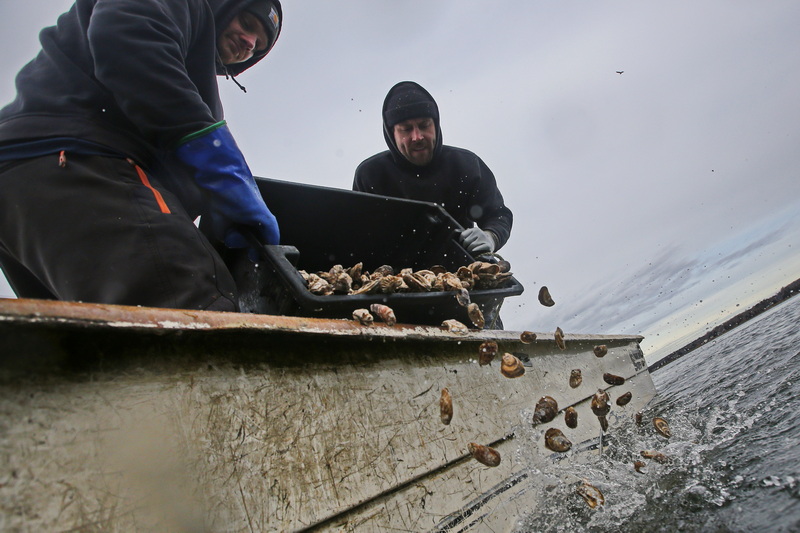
[299,260,513,297]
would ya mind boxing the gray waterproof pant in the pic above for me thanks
[0,153,238,311]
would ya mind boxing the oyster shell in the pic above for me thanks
[352,308,373,326]
[500,353,525,378]
[370,303,396,326]
[576,480,605,508]
[564,406,578,429]
[634,460,647,474]
[455,288,471,307]
[591,389,610,417]
[569,369,582,388]
[616,391,632,406]
[351,278,380,295]
[440,388,453,425]
[467,303,485,329]
[478,341,498,366]
[544,428,572,453]
[593,345,608,357]
[641,450,668,463]
[403,271,432,292]
[538,286,555,307]
[531,396,558,424]
[597,415,609,432]
[603,373,625,386]
[519,331,537,344]
[554,327,566,350]
[468,442,501,467]
[441,319,469,334]
[653,417,671,438]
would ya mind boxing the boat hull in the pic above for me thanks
[0,298,655,531]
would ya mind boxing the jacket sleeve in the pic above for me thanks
[87,0,218,148]
[473,157,513,250]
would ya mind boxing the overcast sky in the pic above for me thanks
[1,1,799,363]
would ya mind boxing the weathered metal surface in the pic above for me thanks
[0,298,655,532]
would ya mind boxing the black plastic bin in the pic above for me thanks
[230,177,524,327]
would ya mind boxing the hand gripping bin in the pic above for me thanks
[229,177,524,327]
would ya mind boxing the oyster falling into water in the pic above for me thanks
[468,443,501,467]
[569,369,582,388]
[593,345,608,357]
[500,353,525,378]
[478,341,498,366]
[467,303,485,329]
[564,406,578,429]
[531,395,559,424]
[538,286,555,307]
[369,303,396,326]
[440,388,453,425]
[554,327,566,350]
[576,480,605,509]
[653,417,672,438]
[616,391,633,406]
[544,428,572,453]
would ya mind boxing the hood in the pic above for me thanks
[211,0,282,76]
[382,81,443,170]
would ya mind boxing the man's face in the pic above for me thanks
[393,117,436,166]
[218,11,269,65]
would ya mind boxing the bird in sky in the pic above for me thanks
[616,71,624,74]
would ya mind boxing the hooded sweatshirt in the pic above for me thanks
[353,82,513,250]
[0,0,281,170]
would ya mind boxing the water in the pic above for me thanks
[515,295,800,532]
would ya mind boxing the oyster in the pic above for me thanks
[564,406,578,429]
[345,262,363,281]
[370,303,396,326]
[616,391,632,406]
[467,303,485,329]
[576,480,605,508]
[641,450,668,463]
[352,308,373,326]
[634,460,647,474]
[531,396,558,424]
[500,353,525,378]
[603,373,625,386]
[440,388,453,425]
[593,345,608,357]
[403,271,432,292]
[569,369,582,388]
[554,327,566,350]
[379,275,404,294]
[635,411,643,425]
[478,341,498,366]
[519,331,537,344]
[544,428,572,453]
[455,288,471,307]
[497,260,511,273]
[441,319,469,334]
[351,278,380,295]
[591,389,610,417]
[468,442,501,467]
[538,286,555,307]
[597,415,609,432]
[653,417,671,438]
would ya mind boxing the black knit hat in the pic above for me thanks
[245,0,282,53]
[383,82,439,129]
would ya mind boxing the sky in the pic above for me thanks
[1,1,798,364]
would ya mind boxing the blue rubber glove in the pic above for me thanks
[176,122,279,251]
[460,227,496,255]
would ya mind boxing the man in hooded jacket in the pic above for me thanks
[0,0,282,312]
[353,81,512,257]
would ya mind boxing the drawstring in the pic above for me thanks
[217,55,247,93]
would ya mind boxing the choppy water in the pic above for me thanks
[515,295,800,532]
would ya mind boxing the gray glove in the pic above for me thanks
[460,228,496,254]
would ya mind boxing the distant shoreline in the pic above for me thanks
[648,277,800,372]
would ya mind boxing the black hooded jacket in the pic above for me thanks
[0,0,281,170]
[353,82,513,250]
